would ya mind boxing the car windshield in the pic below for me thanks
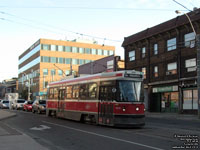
[27,101,33,104]
[117,80,144,102]
[17,100,25,103]
[39,100,46,104]
[3,101,9,103]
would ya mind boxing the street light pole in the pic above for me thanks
[175,10,200,118]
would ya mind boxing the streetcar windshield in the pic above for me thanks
[117,80,143,102]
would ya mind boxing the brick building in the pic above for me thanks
[122,9,200,114]
[18,38,115,99]
[78,55,124,75]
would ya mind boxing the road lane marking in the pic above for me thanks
[30,125,51,131]
[43,121,164,150]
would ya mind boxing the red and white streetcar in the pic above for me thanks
[46,70,145,127]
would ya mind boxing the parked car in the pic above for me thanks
[0,100,9,109]
[23,101,33,111]
[32,100,46,114]
[13,99,26,110]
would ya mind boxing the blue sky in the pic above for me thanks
[0,0,199,81]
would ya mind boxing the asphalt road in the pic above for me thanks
[2,110,200,150]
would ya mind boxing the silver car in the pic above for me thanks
[13,99,26,110]
[0,100,9,109]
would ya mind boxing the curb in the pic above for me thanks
[145,112,200,121]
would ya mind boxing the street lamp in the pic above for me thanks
[175,10,200,119]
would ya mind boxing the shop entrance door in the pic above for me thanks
[151,93,161,112]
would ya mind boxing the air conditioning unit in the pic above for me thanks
[190,42,195,48]
[166,71,172,75]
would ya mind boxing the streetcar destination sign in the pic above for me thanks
[124,73,143,78]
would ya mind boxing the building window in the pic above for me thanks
[43,81,48,89]
[141,47,146,58]
[51,45,57,51]
[103,50,108,56]
[58,57,64,64]
[65,58,71,64]
[50,57,57,63]
[79,48,84,53]
[167,38,176,51]
[43,69,48,76]
[65,70,70,75]
[184,32,195,48]
[142,67,146,79]
[42,44,49,50]
[72,59,78,65]
[51,69,56,75]
[79,59,85,65]
[185,58,196,72]
[85,60,91,64]
[72,47,78,53]
[129,50,135,61]
[58,70,63,76]
[42,56,49,62]
[109,50,114,55]
[58,45,64,52]
[154,66,158,77]
[154,44,158,55]
[167,62,177,75]
[98,49,102,55]
[85,48,91,54]
[65,46,71,52]
[91,49,97,55]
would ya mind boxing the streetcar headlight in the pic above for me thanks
[122,107,126,112]
[136,107,139,111]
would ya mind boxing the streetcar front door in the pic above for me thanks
[58,89,65,117]
[98,86,115,125]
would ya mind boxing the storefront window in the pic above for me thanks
[183,89,198,110]
[162,92,178,112]
[193,90,198,109]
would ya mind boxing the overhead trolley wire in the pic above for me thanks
[0,10,122,43]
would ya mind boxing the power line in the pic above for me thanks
[0,11,122,43]
[172,0,192,11]
[0,6,187,11]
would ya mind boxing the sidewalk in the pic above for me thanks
[0,109,49,150]
[145,111,200,121]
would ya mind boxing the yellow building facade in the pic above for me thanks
[18,38,115,99]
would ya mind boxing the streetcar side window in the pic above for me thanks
[72,85,79,99]
[79,84,88,100]
[89,83,97,99]
[66,86,72,99]
[49,88,54,99]
[54,88,58,99]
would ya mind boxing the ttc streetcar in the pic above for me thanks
[46,70,145,127]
